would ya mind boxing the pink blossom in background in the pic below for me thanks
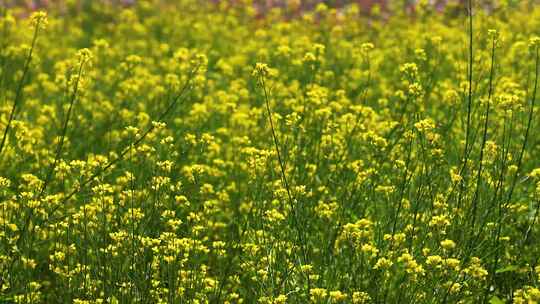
[3,0,538,14]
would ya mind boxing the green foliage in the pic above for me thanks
[1,1,540,303]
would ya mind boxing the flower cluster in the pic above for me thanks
[1,1,540,303]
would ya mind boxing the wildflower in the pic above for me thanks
[529,168,540,180]
[264,209,286,222]
[252,63,270,78]
[374,257,393,270]
[314,201,338,220]
[274,295,288,304]
[440,239,456,250]
[303,52,317,64]
[426,255,443,268]
[529,36,540,48]
[398,252,425,275]
[21,256,37,269]
[415,48,427,61]
[352,291,371,304]
[315,3,328,14]
[444,258,461,271]
[360,243,379,257]
[400,62,419,79]
[329,290,347,302]
[301,264,313,273]
[76,48,93,64]
[192,53,208,67]
[313,43,326,56]
[414,118,436,133]
[465,257,488,280]
[429,215,450,230]
[513,287,540,303]
[446,282,461,294]
[93,38,110,49]
[30,11,48,29]
[0,177,11,188]
[310,288,328,302]
[449,167,462,184]
[361,42,374,54]
[487,29,499,42]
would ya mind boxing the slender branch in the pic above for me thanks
[0,19,41,156]
[492,42,539,286]
[7,54,89,278]
[260,76,294,210]
[39,63,201,226]
[505,45,539,209]
[470,33,496,231]
[456,0,475,212]
[255,68,311,292]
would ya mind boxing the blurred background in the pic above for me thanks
[2,0,539,15]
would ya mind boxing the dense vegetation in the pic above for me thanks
[1,1,540,303]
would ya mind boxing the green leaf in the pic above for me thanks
[495,265,519,274]
[489,296,505,304]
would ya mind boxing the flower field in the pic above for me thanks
[1,1,540,303]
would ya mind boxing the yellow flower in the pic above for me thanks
[310,288,328,302]
[352,291,371,304]
[440,239,456,250]
[374,257,393,270]
[426,255,443,268]
[529,36,540,48]
[252,63,270,78]
[329,290,347,303]
[30,11,48,29]
[21,256,37,269]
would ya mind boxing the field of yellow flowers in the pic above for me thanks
[1,1,540,303]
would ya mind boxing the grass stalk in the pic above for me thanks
[0,17,42,156]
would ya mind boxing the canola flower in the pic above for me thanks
[0,1,540,303]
